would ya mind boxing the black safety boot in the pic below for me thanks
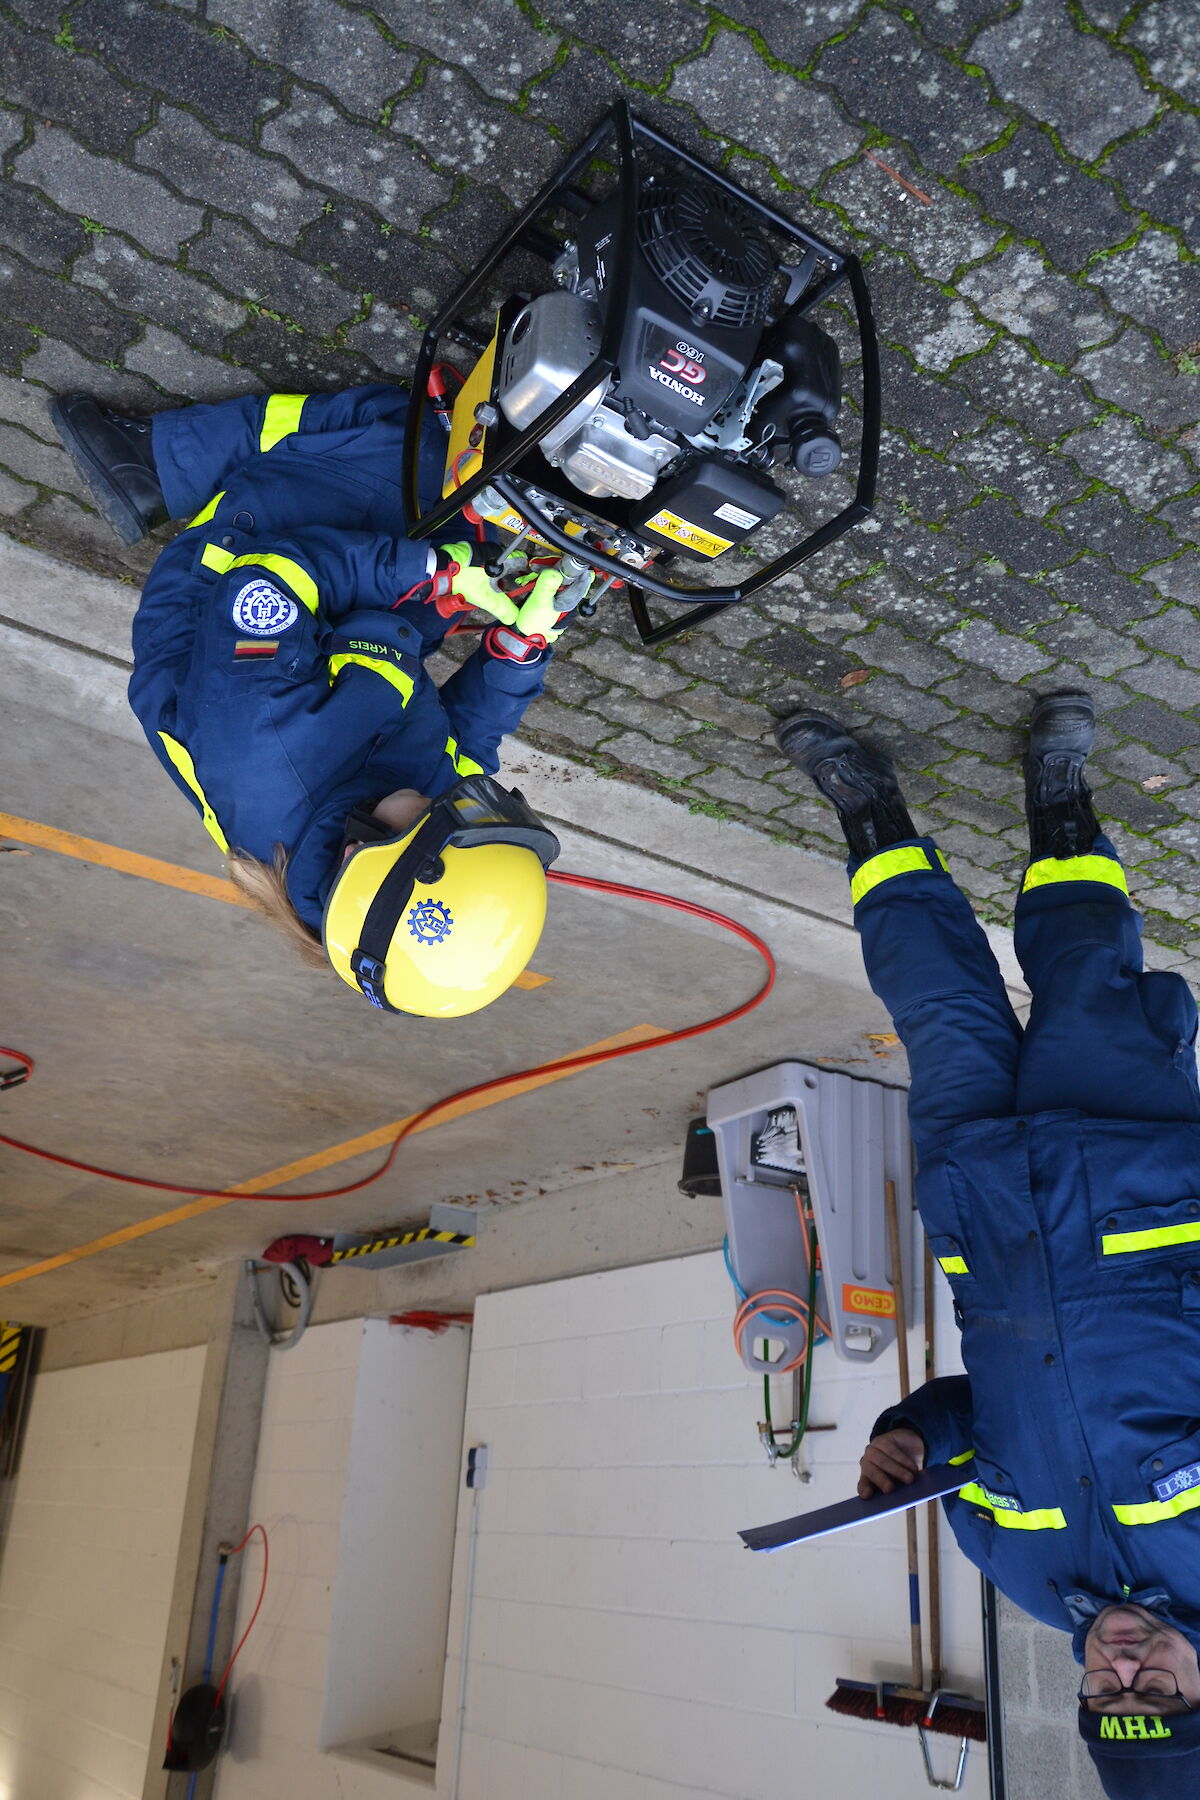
[1025,689,1100,861]
[774,710,918,861]
[48,392,167,545]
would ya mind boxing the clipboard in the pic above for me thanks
[739,1460,975,1552]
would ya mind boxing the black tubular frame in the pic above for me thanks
[402,98,881,646]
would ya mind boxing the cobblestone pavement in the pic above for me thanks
[2,0,1198,968]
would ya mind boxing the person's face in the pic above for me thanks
[342,789,431,862]
[1083,1605,1200,1713]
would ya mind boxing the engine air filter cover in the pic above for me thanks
[630,453,784,560]
[639,181,774,330]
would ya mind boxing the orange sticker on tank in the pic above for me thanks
[842,1284,897,1317]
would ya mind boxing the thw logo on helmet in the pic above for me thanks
[408,898,454,945]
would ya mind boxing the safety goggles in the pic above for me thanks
[333,775,560,1010]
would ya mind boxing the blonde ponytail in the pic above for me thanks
[225,847,330,969]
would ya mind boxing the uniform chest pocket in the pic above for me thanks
[922,1155,983,1282]
[1114,1423,1200,1527]
[957,1457,1067,1533]
[203,562,324,687]
[1095,1196,1200,1269]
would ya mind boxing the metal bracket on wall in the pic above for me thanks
[324,1202,478,1272]
[244,1258,313,1351]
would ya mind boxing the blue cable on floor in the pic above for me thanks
[185,1553,228,1800]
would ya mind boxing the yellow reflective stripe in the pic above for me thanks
[157,731,229,853]
[1114,1488,1200,1526]
[229,553,318,614]
[259,393,307,453]
[188,490,225,529]
[202,542,235,576]
[939,1255,969,1275]
[850,846,935,905]
[445,734,484,777]
[958,1482,1066,1529]
[1102,1221,1200,1257]
[949,1448,976,1467]
[328,653,415,705]
[200,545,319,615]
[1022,855,1128,896]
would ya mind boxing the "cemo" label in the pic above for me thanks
[842,1284,897,1318]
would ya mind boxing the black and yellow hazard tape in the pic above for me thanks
[0,1324,23,1374]
[330,1228,475,1264]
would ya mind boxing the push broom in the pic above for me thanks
[825,1184,986,1768]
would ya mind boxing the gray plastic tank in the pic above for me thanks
[707,1061,915,1369]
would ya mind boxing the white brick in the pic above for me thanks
[574,1392,679,1467]
[454,1727,495,1799]
[487,1738,565,1800]
[581,1326,664,1398]
[512,1336,585,1404]
[465,1343,517,1411]
[658,1320,707,1392]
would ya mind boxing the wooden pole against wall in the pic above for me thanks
[884,1178,923,1696]
[925,1235,943,1693]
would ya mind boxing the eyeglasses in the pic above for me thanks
[1079,1669,1193,1710]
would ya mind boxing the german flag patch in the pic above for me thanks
[234,639,278,659]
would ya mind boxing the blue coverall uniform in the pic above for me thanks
[856,835,1200,1661]
[127,386,550,931]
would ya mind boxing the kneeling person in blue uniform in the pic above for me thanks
[778,692,1200,1799]
[51,387,575,1019]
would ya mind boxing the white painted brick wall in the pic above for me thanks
[442,1247,990,1800]
[0,1345,205,1800]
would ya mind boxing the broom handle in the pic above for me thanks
[924,1234,943,1693]
[885,1178,923,1695]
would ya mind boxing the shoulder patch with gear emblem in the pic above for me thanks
[231,578,298,637]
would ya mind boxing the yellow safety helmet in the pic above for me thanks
[322,775,559,1018]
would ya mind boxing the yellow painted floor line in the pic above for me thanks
[0,810,550,989]
[0,809,252,907]
[0,1023,662,1291]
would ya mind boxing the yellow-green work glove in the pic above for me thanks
[483,567,576,664]
[426,541,519,625]
[511,567,569,642]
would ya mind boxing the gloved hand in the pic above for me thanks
[424,540,519,625]
[482,566,574,664]
[512,565,571,642]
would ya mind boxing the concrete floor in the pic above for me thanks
[0,534,1026,1330]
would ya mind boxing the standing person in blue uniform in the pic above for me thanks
[777,693,1200,1798]
[50,386,577,1019]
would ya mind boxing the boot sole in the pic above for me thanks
[49,396,151,546]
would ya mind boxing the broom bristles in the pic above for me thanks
[825,1682,924,1728]
[923,1695,987,1742]
[827,1680,987,1741]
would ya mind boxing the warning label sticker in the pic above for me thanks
[643,508,734,559]
[842,1284,897,1318]
[713,501,761,530]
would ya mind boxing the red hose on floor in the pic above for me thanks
[0,869,774,1203]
